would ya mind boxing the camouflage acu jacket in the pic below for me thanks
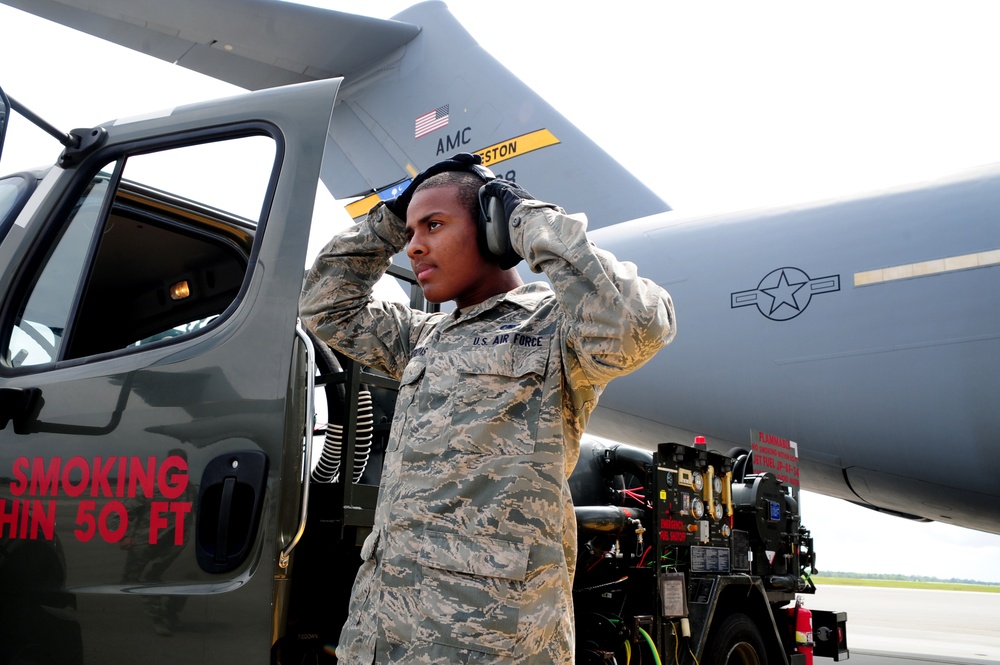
[300,200,674,664]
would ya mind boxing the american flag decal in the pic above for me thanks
[415,104,449,138]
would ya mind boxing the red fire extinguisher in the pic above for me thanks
[786,598,814,665]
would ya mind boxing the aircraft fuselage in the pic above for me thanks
[588,164,1000,533]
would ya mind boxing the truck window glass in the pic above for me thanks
[6,134,275,366]
[123,136,273,221]
[0,174,31,233]
[10,173,113,365]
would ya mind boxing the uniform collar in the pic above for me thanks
[453,281,552,319]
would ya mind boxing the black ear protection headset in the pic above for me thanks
[411,153,520,269]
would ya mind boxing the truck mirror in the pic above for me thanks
[0,86,10,161]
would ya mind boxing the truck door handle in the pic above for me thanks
[196,451,268,574]
[215,477,237,564]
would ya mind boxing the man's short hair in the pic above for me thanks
[414,171,483,223]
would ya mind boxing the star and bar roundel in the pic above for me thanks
[731,268,840,321]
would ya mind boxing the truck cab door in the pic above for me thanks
[0,79,338,664]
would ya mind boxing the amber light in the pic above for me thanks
[169,280,191,300]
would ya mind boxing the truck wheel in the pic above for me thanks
[704,614,768,665]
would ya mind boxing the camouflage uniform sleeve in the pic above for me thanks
[299,202,422,379]
[509,201,676,390]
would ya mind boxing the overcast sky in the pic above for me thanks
[3,0,1000,583]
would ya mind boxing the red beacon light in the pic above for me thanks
[693,435,706,446]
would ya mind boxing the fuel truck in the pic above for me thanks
[0,82,846,664]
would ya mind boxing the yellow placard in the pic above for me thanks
[344,129,561,219]
[475,129,561,168]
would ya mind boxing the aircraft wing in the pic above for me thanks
[2,0,671,225]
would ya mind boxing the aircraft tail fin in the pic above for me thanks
[327,2,670,226]
[3,0,669,225]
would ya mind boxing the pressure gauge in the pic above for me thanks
[692,471,704,491]
[712,503,725,520]
[721,523,731,537]
[691,497,705,519]
[713,476,723,495]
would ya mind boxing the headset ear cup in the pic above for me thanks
[485,196,510,257]
[476,184,493,260]
[477,187,519,269]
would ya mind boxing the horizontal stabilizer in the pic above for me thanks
[1,0,420,89]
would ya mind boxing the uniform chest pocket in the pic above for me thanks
[415,530,529,657]
[449,345,549,457]
[388,360,426,452]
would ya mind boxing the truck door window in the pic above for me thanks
[0,174,34,239]
[10,173,113,365]
[5,134,276,367]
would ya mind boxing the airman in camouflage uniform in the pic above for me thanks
[300,156,675,664]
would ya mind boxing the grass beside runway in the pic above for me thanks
[812,575,1000,593]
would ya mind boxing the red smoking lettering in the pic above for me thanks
[91,456,116,497]
[129,457,156,498]
[9,457,29,496]
[9,455,190,501]
[31,456,61,496]
[158,456,189,500]
[116,457,127,497]
[62,457,90,498]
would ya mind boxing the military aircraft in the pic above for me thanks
[2,0,998,539]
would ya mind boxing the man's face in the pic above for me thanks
[405,185,503,309]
